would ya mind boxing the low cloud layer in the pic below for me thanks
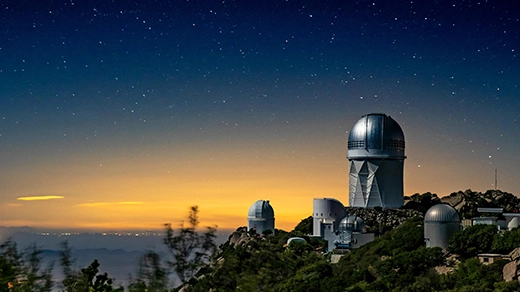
[17,196,65,201]
[77,202,143,207]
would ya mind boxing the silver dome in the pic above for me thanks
[248,200,274,219]
[425,204,460,223]
[347,113,405,159]
[339,215,366,233]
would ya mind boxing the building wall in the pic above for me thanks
[312,198,347,236]
[349,159,404,208]
[351,233,375,249]
[424,222,460,249]
[248,218,275,235]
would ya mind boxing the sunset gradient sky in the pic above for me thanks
[1,1,519,231]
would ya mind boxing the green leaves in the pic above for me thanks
[448,224,497,259]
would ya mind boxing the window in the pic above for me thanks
[384,139,405,150]
[348,140,364,149]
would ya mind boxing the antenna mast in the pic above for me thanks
[495,169,498,191]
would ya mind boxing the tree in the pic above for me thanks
[291,216,313,236]
[78,260,123,292]
[492,227,520,254]
[0,240,53,292]
[59,241,123,292]
[163,206,217,285]
[128,251,168,292]
[448,224,497,258]
[60,241,81,292]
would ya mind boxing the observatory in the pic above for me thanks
[312,198,375,251]
[424,204,461,249]
[312,198,347,237]
[347,113,406,208]
[247,200,275,235]
[334,215,366,249]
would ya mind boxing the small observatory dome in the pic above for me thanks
[508,217,520,230]
[248,200,275,235]
[424,204,461,249]
[286,237,306,247]
[339,215,366,233]
[347,113,405,159]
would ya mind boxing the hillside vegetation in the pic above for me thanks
[181,217,519,292]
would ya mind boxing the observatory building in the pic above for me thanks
[247,200,275,235]
[424,204,461,249]
[347,113,406,208]
[312,198,347,237]
[312,198,374,251]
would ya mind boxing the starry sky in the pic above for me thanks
[1,0,519,231]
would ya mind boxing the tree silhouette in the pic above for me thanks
[163,206,217,285]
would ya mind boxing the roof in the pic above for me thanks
[248,200,274,219]
[425,204,460,223]
[347,113,405,159]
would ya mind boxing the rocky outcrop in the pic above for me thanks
[229,227,252,247]
[345,207,423,233]
[439,189,520,219]
[502,248,518,282]
[440,192,466,211]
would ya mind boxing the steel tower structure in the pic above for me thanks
[347,113,406,208]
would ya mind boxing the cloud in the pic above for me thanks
[4,203,23,207]
[17,195,65,201]
[77,201,144,207]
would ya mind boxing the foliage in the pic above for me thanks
[60,241,82,292]
[448,224,497,258]
[60,241,123,292]
[78,260,124,292]
[374,247,445,290]
[291,216,313,236]
[177,226,333,292]
[492,227,520,254]
[163,206,217,285]
[128,251,169,292]
[442,258,509,291]
[0,240,53,292]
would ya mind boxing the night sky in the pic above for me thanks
[1,0,519,231]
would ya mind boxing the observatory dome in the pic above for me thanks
[508,217,519,230]
[347,113,405,159]
[248,200,274,219]
[424,204,460,249]
[248,200,275,235]
[425,204,460,223]
[339,215,366,233]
